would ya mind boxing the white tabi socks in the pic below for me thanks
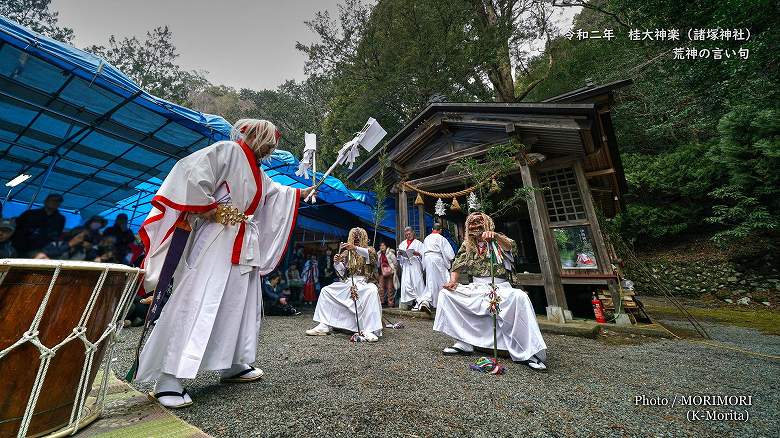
[153,373,192,408]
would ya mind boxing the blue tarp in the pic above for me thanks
[0,16,394,239]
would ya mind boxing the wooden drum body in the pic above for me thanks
[0,260,143,438]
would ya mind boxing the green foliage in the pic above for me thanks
[522,0,779,247]
[371,147,390,245]
[706,106,780,244]
[452,141,535,216]
[86,27,209,105]
[0,0,74,43]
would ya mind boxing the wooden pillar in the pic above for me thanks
[397,186,408,244]
[520,164,569,323]
[417,200,426,237]
[573,161,611,275]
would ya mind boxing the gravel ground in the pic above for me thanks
[112,311,780,438]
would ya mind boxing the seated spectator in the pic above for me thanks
[104,214,135,263]
[286,263,302,285]
[0,219,17,258]
[42,227,97,261]
[128,235,145,267]
[262,271,301,316]
[84,215,107,244]
[13,193,65,256]
[286,262,303,302]
[94,235,119,263]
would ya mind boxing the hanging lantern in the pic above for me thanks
[490,178,500,194]
[450,197,462,212]
[414,192,425,206]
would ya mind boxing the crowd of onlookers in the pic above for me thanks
[0,193,143,265]
[0,193,414,322]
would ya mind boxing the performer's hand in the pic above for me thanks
[302,186,317,199]
[279,297,288,305]
[482,231,495,241]
[443,281,457,291]
[140,296,153,305]
[413,251,421,257]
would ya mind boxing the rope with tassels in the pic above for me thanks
[400,172,500,199]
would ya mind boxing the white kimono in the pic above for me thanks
[434,277,547,362]
[398,238,425,304]
[313,247,382,333]
[136,141,300,381]
[422,232,455,308]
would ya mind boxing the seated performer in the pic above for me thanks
[306,227,382,341]
[134,119,314,408]
[433,212,548,371]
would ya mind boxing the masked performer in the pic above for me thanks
[136,119,315,408]
[433,212,548,371]
[306,227,382,341]
[422,223,455,309]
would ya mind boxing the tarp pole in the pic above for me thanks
[27,154,59,210]
[129,191,143,226]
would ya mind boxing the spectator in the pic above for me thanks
[94,235,118,263]
[377,242,399,307]
[286,262,303,301]
[0,219,17,258]
[301,254,319,305]
[13,193,65,256]
[42,227,96,261]
[104,214,135,263]
[128,235,145,267]
[319,247,335,287]
[84,215,107,245]
[262,271,301,316]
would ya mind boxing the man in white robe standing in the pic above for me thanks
[422,223,455,310]
[135,119,315,408]
[433,212,548,372]
[306,227,382,341]
[397,227,426,311]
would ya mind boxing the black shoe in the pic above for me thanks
[131,317,145,327]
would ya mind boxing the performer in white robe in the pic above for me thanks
[433,212,548,372]
[398,227,426,310]
[135,119,315,408]
[306,228,382,341]
[422,223,455,309]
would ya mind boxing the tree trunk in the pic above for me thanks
[474,0,516,102]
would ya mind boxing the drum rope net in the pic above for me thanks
[0,263,140,438]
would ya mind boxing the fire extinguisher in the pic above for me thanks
[592,292,606,323]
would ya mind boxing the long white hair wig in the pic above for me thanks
[230,119,281,159]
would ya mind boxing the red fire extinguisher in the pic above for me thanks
[592,292,606,323]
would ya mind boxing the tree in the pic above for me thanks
[0,0,74,43]
[470,0,557,102]
[241,76,331,158]
[707,107,780,244]
[371,147,390,245]
[187,85,256,125]
[86,26,209,105]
